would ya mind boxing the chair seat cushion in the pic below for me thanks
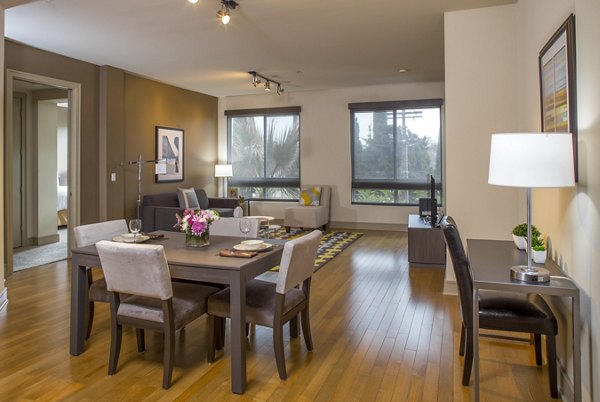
[89,278,111,303]
[117,282,220,329]
[207,279,306,327]
[479,292,557,335]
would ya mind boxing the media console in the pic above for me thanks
[407,214,446,267]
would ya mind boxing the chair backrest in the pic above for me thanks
[276,229,322,294]
[96,240,173,300]
[73,219,128,247]
[210,217,260,238]
[439,216,474,328]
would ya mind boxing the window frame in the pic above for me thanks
[226,106,301,200]
[349,99,444,206]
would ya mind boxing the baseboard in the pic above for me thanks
[33,234,60,246]
[329,221,408,232]
[443,280,458,296]
[0,286,8,312]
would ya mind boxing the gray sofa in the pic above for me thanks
[141,189,238,232]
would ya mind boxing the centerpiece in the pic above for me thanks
[175,209,220,248]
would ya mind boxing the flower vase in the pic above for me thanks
[186,230,210,248]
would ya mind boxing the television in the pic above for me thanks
[429,174,438,227]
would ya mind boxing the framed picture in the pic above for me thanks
[539,14,578,181]
[228,187,239,199]
[155,126,184,183]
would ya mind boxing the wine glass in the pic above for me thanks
[129,219,142,243]
[239,218,251,240]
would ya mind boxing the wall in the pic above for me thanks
[5,40,99,224]
[219,82,445,226]
[0,7,6,310]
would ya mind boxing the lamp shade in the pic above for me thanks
[488,133,575,188]
[215,164,233,178]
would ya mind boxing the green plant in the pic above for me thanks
[512,223,541,238]
[238,196,245,207]
[531,236,545,251]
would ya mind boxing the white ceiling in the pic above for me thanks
[5,0,514,97]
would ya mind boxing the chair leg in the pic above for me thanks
[285,226,290,233]
[86,301,95,340]
[108,322,122,375]
[300,307,313,351]
[547,335,558,399]
[459,324,466,357]
[290,315,299,338]
[462,327,473,386]
[217,317,225,351]
[534,333,542,366]
[273,323,287,380]
[207,315,217,363]
[136,329,145,352]
[163,325,175,389]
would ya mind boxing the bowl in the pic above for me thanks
[241,239,264,250]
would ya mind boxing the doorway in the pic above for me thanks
[4,71,81,276]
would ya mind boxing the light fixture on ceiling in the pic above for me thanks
[216,0,238,25]
[187,0,199,4]
[248,71,285,95]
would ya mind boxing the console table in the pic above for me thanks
[407,214,446,266]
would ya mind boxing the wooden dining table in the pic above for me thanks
[69,230,284,394]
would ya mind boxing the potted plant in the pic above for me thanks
[511,223,540,250]
[531,236,547,264]
[234,196,245,217]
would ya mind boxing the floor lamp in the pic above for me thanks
[215,164,233,198]
[488,133,575,282]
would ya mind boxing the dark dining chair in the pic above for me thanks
[206,229,322,380]
[439,216,558,399]
[96,240,220,389]
[73,219,129,339]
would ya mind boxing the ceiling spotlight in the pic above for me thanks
[216,0,237,25]
[265,81,271,91]
[248,71,284,94]
[188,0,199,3]
[251,73,262,87]
[277,84,284,96]
[217,9,230,24]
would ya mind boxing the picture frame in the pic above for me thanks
[155,126,184,183]
[228,187,239,199]
[538,14,578,181]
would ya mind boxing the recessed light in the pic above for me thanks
[398,68,409,73]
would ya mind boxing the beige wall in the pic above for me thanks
[219,82,445,226]
[445,1,598,399]
[0,7,6,309]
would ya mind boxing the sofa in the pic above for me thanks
[284,186,331,232]
[141,189,238,232]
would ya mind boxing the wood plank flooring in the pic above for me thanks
[0,230,555,401]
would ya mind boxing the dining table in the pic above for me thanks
[69,230,284,394]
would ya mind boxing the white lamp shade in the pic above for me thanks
[488,133,575,188]
[215,164,233,177]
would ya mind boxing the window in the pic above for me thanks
[226,107,301,200]
[349,99,443,205]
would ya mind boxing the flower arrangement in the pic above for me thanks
[175,209,220,247]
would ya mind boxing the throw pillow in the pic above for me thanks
[177,187,200,209]
[299,187,321,206]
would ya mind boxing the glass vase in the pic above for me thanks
[185,230,210,248]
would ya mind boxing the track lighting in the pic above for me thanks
[248,71,285,95]
[216,0,238,25]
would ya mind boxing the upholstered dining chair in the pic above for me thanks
[73,219,129,339]
[206,229,322,380]
[96,240,220,389]
[209,217,260,238]
[439,216,558,398]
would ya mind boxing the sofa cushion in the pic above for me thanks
[195,189,210,209]
[299,187,321,206]
[177,187,200,209]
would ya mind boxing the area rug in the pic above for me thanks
[13,228,68,271]
[261,228,363,272]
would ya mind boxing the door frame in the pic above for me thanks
[3,70,81,276]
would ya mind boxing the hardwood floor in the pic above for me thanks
[0,230,555,401]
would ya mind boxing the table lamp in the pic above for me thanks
[488,133,575,282]
[215,164,233,198]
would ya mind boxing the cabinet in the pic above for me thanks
[408,214,446,266]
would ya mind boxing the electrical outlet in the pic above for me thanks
[111,172,117,182]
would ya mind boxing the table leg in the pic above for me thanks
[230,271,247,394]
[473,288,480,402]
[69,255,88,355]
[573,294,581,402]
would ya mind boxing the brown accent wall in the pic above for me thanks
[5,40,100,224]
[120,74,218,220]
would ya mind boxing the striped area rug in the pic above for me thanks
[262,228,363,272]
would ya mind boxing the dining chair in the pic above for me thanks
[96,240,220,389]
[440,216,558,398]
[206,229,322,380]
[73,219,129,339]
[209,217,260,238]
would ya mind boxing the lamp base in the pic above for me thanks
[510,265,550,282]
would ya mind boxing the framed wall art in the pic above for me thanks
[539,14,578,181]
[155,126,184,183]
